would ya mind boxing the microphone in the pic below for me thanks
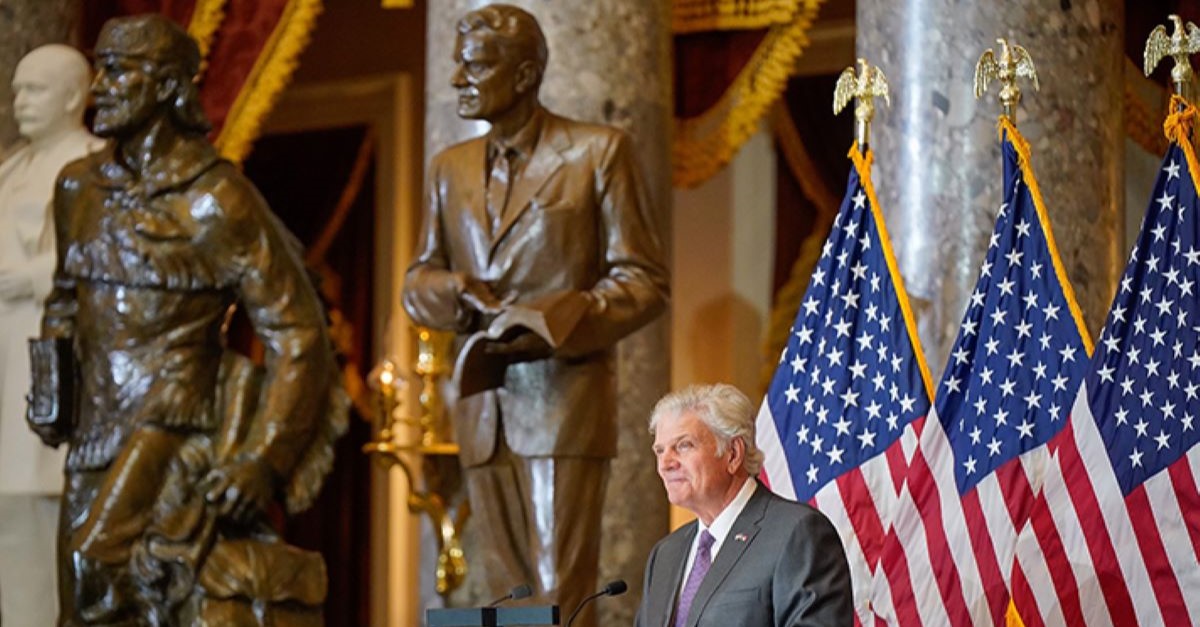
[486,583,533,607]
[565,579,627,627]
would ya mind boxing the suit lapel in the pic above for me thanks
[487,114,567,258]
[462,137,490,239]
[686,486,770,627]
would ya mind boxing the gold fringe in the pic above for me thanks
[674,0,801,34]
[1005,601,1028,627]
[673,0,823,188]
[187,0,228,62]
[995,116,1094,355]
[215,0,324,163]
[848,144,936,400]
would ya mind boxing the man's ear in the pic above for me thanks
[727,436,745,474]
[156,75,178,104]
[64,87,86,118]
[514,60,539,94]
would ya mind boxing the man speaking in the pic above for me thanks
[636,384,853,627]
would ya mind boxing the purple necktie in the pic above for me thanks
[674,530,715,627]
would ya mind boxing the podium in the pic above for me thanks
[426,605,560,626]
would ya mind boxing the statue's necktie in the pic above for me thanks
[486,147,512,237]
[674,530,715,627]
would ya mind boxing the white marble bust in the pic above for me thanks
[0,43,104,627]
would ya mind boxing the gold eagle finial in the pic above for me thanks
[1144,14,1200,95]
[974,38,1039,122]
[834,58,890,149]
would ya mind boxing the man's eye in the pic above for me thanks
[468,62,487,74]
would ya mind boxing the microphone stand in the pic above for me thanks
[564,580,627,627]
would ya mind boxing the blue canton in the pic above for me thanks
[1089,145,1200,494]
[767,161,931,502]
[938,133,1090,494]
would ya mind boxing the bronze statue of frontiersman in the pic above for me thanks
[27,14,345,626]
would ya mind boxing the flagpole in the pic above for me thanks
[973,38,1040,125]
[833,58,890,152]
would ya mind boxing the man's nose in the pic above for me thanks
[451,65,468,88]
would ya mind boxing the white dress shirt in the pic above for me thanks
[677,478,757,595]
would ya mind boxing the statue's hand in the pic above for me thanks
[204,458,275,524]
[484,331,554,364]
[458,275,507,318]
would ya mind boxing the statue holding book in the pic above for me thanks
[403,5,668,625]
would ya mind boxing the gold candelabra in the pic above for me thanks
[363,327,469,597]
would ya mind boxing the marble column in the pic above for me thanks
[423,2,672,626]
[0,0,80,155]
[857,1,1125,372]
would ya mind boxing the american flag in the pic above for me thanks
[1009,104,1200,625]
[872,120,1092,626]
[756,146,934,623]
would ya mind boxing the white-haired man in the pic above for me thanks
[636,383,853,627]
[0,43,103,625]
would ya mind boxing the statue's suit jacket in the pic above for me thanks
[635,485,853,627]
[403,108,668,466]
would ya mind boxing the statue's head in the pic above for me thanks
[92,14,210,138]
[12,44,91,143]
[452,4,548,122]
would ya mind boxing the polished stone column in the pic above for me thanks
[423,2,672,626]
[857,2,1124,372]
[0,0,80,155]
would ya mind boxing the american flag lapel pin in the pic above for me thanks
[734,533,748,542]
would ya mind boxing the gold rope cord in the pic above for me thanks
[757,103,837,392]
[674,0,802,34]
[215,0,324,163]
[673,0,824,188]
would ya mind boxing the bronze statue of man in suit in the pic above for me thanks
[403,4,668,624]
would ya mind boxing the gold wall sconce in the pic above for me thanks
[363,328,469,597]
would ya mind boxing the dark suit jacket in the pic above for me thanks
[635,485,853,627]
[403,107,668,466]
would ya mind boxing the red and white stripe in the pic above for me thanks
[872,406,1064,626]
[1010,385,1200,625]
[757,400,921,626]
